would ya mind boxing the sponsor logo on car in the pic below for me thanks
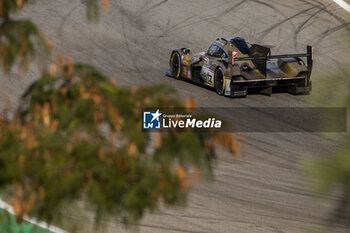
[232,50,239,57]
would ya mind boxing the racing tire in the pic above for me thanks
[214,67,225,96]
[170,51,182,79]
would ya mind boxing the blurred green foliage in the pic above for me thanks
[305,65,350,228]
[0,0,47,73]
[83,0,100,20]
[0,0,239,231]
[0,0,106,74]
[305,145,350,226]
[0,63,237,228]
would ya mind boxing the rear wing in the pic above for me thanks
[228,46,314,83]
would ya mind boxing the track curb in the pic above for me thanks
[0,199,67,233]
[334,0,350,12]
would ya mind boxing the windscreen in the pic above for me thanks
[207,44,228,58]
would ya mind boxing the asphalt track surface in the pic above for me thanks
[1,0,350,232]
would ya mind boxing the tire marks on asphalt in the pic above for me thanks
[7,1,350,232]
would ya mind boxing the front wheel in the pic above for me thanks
[214,67,225,96]
[170,52,182,79]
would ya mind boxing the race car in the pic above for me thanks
[166,37,313,97]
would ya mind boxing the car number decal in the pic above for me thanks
[201,66,214,85]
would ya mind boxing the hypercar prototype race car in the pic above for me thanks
[166,37,313,97]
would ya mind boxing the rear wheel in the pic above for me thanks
[170,52,182,79]
[214,67,225,96]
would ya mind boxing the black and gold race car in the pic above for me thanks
[166,37,313,97]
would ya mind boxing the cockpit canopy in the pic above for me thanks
[207,43,228,58]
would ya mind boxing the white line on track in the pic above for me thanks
[334,0,350,12]
[0,199,67,233]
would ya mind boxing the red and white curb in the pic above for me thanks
[334,0,350,12]
[0,199,67,233]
